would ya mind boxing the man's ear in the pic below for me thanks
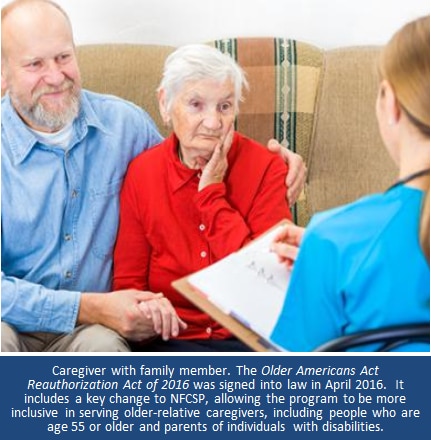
[157,89,170,125]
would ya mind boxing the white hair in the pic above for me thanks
[158,44,248,113]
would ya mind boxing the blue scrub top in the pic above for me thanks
[270,185,430,352]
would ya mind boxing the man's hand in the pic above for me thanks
[78,290,186,342]
[270,223,305,268]
[267,139,307,206]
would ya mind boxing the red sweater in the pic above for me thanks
[113,132,292,339]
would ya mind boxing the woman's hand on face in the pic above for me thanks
[198,124,234,191]
[270,223,305,269]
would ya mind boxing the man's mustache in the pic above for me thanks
[33,79,76,100]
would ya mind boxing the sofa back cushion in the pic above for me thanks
[307,46,397,217]
[76,43,174,139]
[211,38,323,224]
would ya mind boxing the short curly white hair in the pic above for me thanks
[157,44,248,114]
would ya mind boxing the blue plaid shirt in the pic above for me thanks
[1,90,162,333]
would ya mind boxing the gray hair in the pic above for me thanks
[158,44,248,113]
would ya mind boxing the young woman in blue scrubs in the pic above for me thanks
[270,15,430,352]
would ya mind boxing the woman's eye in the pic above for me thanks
[189,101,202,111]
[219,102,233,113]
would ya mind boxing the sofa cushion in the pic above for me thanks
[76,43,175,139]
[210,38,323,224]
[307,46,397,218]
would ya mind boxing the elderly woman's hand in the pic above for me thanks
[138,295,188,342]
[198,124,235,191]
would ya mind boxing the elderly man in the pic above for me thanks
[1,0,306,352]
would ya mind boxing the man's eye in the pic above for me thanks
[26,61,42,71]
[57,54,71,64]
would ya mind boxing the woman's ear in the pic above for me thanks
[380,79,401,126]
[157,89,170,126]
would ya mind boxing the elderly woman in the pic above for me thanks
[113,44,292,351]
[270,15,430,351]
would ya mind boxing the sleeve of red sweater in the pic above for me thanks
[113,172,150,291]
[194,155,292,261]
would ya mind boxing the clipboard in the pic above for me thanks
[172,277,280,352]
[172,220,291,352]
